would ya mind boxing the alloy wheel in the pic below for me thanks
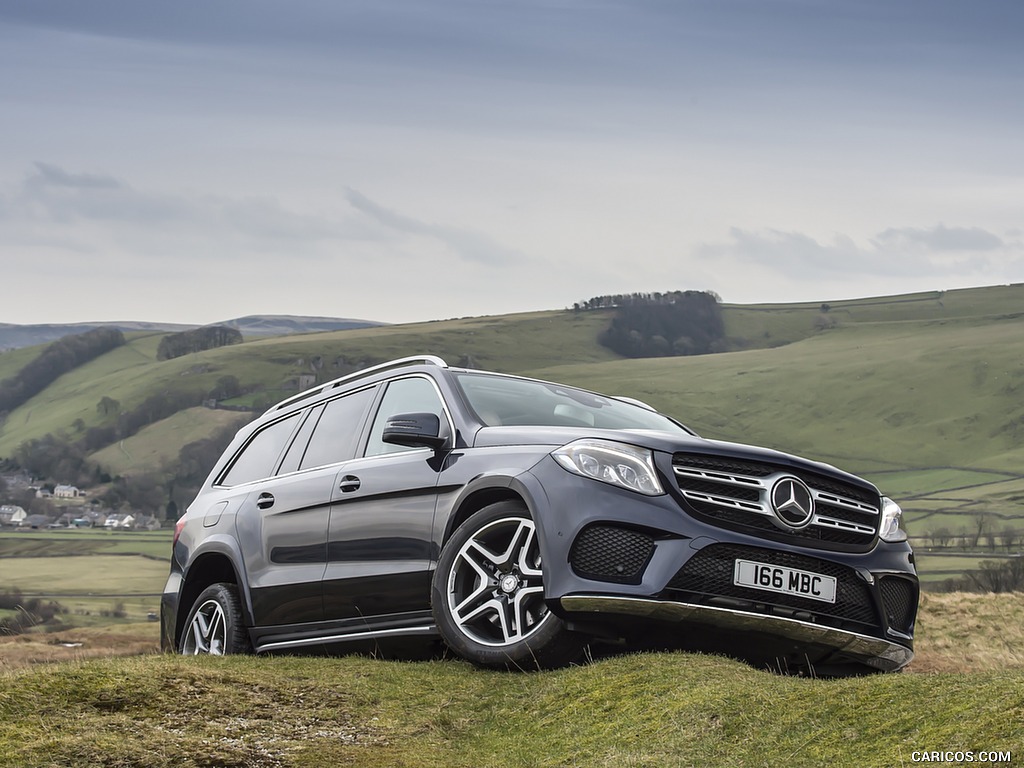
[446,516,552,647]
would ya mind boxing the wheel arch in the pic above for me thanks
[176,547,250,650]
[442,484,533,547]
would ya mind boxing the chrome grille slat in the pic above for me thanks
[813,491,879,516]
[672,466,765,489]
[680,490,765,514]
[813,516,876,535]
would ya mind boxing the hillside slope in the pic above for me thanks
[2,284,1023,550]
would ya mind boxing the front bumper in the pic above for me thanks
[560,595,913,672]
[518,454,918,672]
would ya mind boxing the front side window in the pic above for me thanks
[365,377,447,457]
[299,386,376,470]
[220,412,300,486]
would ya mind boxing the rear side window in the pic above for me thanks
[219,413,300,487]
[276,404,324,476]
[299,386,376,470]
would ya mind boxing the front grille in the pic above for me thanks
[878,576,918,634]
[672,453,881,552]
[666,544,880,630]
[570,525,655,585]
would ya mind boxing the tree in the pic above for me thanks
[596,290,726,359]
[0,328,125,414]
[933,527,953,548]
[1002,527,1020,553]
[967,558,1024,593]
[971,513,992,549]
[97,396,120,417]
[208,375,242,401]
[157,325,243,361]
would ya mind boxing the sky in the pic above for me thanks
[1,0,1022,326]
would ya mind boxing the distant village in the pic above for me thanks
[0,470,164,532]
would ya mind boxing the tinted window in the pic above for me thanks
[276,405,323,475]
[365,377,446,457]
[299,386,376,470]
[454,373,688,433]
[220,413,300,486]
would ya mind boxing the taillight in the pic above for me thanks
[173,518,186,548]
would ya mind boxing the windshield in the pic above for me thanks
[454,373,689,433]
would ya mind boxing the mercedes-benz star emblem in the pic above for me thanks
[770,477,815,530]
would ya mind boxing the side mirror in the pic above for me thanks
[382,412,450,450]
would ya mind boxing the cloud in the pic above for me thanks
[1,164,522,286]
[873,224,1004,252]
[344,187,521,266]
[31,162,122,190]
[698,225,1022,280]
[2,162,381,253]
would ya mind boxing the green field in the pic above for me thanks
[0,555,169,595]
[0,529,171,559]
[0,530,171,625]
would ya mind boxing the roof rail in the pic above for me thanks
[274,355,448,411]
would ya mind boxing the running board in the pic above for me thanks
[256,624,438,653]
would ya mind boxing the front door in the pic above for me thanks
[322,375,451,622]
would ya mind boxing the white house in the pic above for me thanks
[54,485,84,498]
[0,505,28,527]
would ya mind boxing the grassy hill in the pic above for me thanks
[0,309,619,458]
[2,283,1024,578]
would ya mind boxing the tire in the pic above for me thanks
[179,583,251,656]
[431,501,582,670]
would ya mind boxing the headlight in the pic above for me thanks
[879,496,907,543]
[552,439,664,496]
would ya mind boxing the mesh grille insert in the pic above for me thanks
[570,525,655,585]
[878,576,918,634]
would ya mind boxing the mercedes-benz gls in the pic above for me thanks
[161,356,917,674]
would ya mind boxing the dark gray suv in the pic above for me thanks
[161,356,917,674]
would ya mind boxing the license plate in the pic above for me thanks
[733,559,837,604]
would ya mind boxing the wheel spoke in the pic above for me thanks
[464,536,509,569]
[459,540,501,576]
[207,609,225,655]
[188,623,207,654]
[504,521,534,570]
[185,600,226,655]
[515,523,542,577]
[512,585,546,639]
[451,577,492,623]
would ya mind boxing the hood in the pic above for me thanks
[471,426,878,495]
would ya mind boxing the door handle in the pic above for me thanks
[256,492,275,509]
[339,475,361,493]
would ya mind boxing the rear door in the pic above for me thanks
[232,385,377,627]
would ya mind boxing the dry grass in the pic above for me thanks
[0,622,159,672]
[908,591,1024,673]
